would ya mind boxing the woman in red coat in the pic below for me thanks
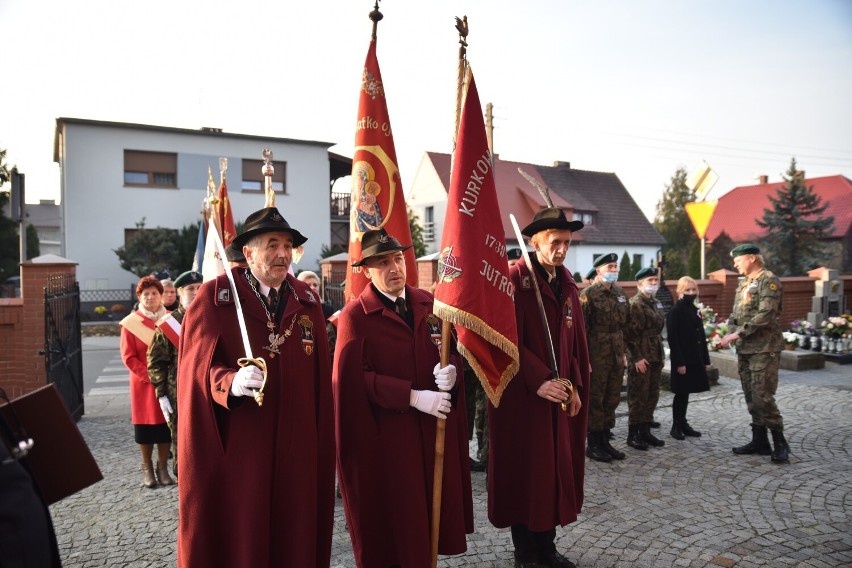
[120,275,173,488]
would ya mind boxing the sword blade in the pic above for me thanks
[509,214,559,375]
[210,228,254,359]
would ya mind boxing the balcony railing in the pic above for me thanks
[423,221,435,242]
[331,192,351,217]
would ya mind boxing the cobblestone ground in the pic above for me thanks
[52,365,852,567]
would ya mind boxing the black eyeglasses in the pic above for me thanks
[0,387,35,466]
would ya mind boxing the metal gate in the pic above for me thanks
[44,273,84,421]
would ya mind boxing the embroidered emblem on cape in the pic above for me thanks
[217,288,231,303]
[437,245,462,284]
[306,290,317,303]
[521,275,531,290]
[564,300,573,329]
[299,315,315,356]
[426,313,442,347]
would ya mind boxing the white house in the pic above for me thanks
[408,152,666,278]
[54,118,350,290]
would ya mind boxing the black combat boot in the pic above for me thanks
[601,431,626,460]
[770,430,790,463]
[585,432,612,462]
[670,420,685,440]
[627,424,648,450]
[681,422,701,437]
[732,425,772,455]
[641,423,665,447]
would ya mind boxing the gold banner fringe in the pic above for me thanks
[433,299,519,408]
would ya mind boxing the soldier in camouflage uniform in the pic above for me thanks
[147,270,203,479]
[579,253,629,462]
[623,267,666,451]
[720,244,790,463]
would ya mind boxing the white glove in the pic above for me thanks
[410,390,451,419]
[158,396,173,421]
[231,365,264,397]
[433,363,457,392]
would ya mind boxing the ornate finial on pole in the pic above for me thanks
[206,165,219,207]
[453,15,469,144]
[262,148,275,208]
[219,157,228,184]
[369,1,383,40]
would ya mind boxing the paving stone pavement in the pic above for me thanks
[51,340,852,567]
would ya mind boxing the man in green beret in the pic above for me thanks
[579,252,629,462]
[147,270,203,481]
[720,244,789,463]
[623,267,666,451]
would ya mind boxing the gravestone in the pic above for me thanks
[807,268,845,327]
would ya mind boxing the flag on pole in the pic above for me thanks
[344,38,417,301]
[216,168,237,247]
[191,220,205,273]
[433,68,519,407]
[202,163,235,282]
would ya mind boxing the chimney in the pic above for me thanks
[758,175,768,185]
[553,161,571,169]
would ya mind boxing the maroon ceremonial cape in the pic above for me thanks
[488,259,591,530]
[176,269,335,567]
[334,285,473,567]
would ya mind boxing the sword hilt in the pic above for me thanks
[238,356,268,406]
[551,377,574,412]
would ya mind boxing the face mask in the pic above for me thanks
[682,293,697,303]
[602,272,618,284]
[641,284,659,296]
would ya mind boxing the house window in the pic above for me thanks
[242,159,286,193]
[424,206,435,242]
[573,211,595,226]
[124,150,177,188]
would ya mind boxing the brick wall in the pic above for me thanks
[0,260,76,399]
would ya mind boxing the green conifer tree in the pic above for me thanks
[619,251,632,281]
[756,158,835,275]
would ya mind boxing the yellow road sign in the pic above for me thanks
[684,200,718,240]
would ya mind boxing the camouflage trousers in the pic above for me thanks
[166,404,178,476]
[737,351,784,431]
[627,361,662,425]
[588,356,624,432]
[474,383,489,463]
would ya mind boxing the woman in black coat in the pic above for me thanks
[666,276,711,440]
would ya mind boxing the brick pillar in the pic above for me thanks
[18,258,77,396]
[708,268,739,321]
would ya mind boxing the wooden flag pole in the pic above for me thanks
[431,16,469,568]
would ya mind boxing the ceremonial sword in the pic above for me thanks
[509,213,572,411]
[210,228,268,406]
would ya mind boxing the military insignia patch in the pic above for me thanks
[298,315,314,356]
[437,246,462,284]
[426,313,442,347]
[217,289,231,303]
[769,283,777,291]
[521,275,531,289]
[618,296,627,303]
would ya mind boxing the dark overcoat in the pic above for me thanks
[333,284,473,568]
[176,269,335,568]
[666,298,710,394]
[488,258,591,531]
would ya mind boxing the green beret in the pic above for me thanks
[174,270,203,289]
[730,244,760,258]
[635,267,658,281]
[593,253,618,269]
[585,267,597,281]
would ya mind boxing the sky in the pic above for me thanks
[2,0,852,222]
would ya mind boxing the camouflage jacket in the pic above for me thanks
[727,269,784,354]
[580,282,629,361]
[147,306,184,401]
[624,292,665,363]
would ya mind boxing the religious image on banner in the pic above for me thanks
[345,39,417,302]
[433,67,519,407]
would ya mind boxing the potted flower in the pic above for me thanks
[782,331,799,351]
[821,316,851,353]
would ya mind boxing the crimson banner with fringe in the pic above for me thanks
[433,68,518,406]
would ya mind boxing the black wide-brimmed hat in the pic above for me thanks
[521,207,584,237]
[351,228,412,267]
[231,207,307,249]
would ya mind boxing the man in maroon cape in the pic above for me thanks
[488,208,591,568]
[334,228,473,568]
[176,207,335,567]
